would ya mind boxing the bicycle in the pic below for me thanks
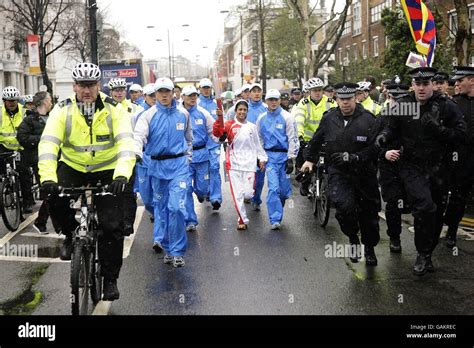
[0,151,23,231]
[58,184,110,316]
[308,150,331,228]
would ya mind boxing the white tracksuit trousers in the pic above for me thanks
[228,169,256,225]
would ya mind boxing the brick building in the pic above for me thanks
[334,0,474,69]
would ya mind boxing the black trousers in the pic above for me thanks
[328,169,381,247]
[444,145,474,233]
[48,163,125,280]
[399,161,449,254]
[379,162,409,240]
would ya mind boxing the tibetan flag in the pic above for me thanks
[401,0,437,66]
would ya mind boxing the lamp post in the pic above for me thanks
[88,0,98,64]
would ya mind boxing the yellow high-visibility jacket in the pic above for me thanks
[0,104,25,150]
[361,96,382,116]
[38,93,136,183]
[292,95,337,141]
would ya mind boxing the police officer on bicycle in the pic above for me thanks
[301,83,381,266]
[38,63,136,300]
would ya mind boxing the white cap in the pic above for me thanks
[129,83,143,92]
[143,83,156,96]
[154,78,174,91]
[241,84,251,92]
[250,83,263,91]
[199,78,213,88]
[182,86,199,96]
[265,89,281,100]
[235,87,242,97]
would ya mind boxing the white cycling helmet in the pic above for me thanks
[2,86,21,100]
[356,81,371,92]
[72,63,101,82]
[23,95,34,103]
[306,78,325,90]
[302,82,309,93]
[108,78,127,90]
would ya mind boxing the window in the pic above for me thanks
[338,48,342,64]
[471,7,474,33]
[370,0,391,23]
[353,1,361,35]
[449,12,458,36]
[353,43,358,62]
[346,46,350,64]
[342,19,351,36]
[373,37,379,57]
[362,41,367,59]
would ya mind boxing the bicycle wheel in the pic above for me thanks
[90,237,103,305]
[71,239,91,316]
[317,174,331,227]
[0,179,21,231]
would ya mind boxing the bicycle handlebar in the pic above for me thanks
[58,185,112,197]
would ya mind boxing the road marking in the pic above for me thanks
[92,301,112,315]
[0,255,68,263]
[20,232,65,239]
[123,206,144,259]
[0,213,38,248]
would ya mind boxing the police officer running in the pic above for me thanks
[443,66,474,248]
[38,63,136,300]
[301,83,381,266]
[376,67,466,275]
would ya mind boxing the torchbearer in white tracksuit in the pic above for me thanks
[212,100,268,230]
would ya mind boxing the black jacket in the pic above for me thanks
[17,111,47,165]
[453,93,474,145]
[383,91,466,166]
[304,104,379,171]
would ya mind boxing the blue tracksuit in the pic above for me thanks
[133,103,154,214]
[185,105,217,227]
[257,107,299,225]
[135,96,146,108]
[199,95,222,205]
[247,99,268,206]
[135,99,193,257]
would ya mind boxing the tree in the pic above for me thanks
[266,7,306,87]
[430,0,472,65]
[286,0,352,79]
[330,58,385,85]
[242,0,279,92]
[0,0,75,95]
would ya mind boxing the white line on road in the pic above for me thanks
[92,301,112,315]
[0,255,68,263]
[20,232,66,239]
[123,206,144,259]
[0,213,38,248]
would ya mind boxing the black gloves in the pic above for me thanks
[135,154,143,165]
[108,176,128,195]
[330,152,359,167]
[421,106,444,135]
[219,132,228,142]
[40,181,59,195]
[286,159,294,175]
[375,134,387,149]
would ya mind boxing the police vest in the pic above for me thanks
[0,104,25,150]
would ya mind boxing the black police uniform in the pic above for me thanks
[382,90,466,261]
[304,103,381,253]
[443,91,474,242]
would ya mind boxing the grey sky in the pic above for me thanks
[97,0,344,64]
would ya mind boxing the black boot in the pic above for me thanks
[59,235,73,261]
[102,279,120,301]
[349,236,362,263]
[365,246,378,266]
[413,253,431,276]
[425,255,435,273]
[389,238,402,253]
[445,228,457,249]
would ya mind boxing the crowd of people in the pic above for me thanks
[1,61,473,301]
